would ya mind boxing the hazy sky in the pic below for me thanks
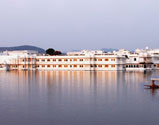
[0,0,159,51]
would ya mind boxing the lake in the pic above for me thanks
[0,70,159,125]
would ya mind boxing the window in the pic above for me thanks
[98,59,102,61]
[105,65,109,68]
[73,59,77,61]
[47,59,50,62]
[80,65,83,67]
[134,58,137,61]
[64,65,68,67]
[47,65,50,68]
[111,59,115,61]
[91,64,94,67]
[58,65,62,67]
[105,59,109,61]
[64,59,68,61]
[42,65,45,67]
[58,59,62,61]
[42,59,45,62]
[111,65,115,68]
[53,65,56,67]
[53,59,56,61]
[98,65,102,67]
[74,65,77,68]
[80,59,83,61]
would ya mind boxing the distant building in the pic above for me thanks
[0,47,159,71]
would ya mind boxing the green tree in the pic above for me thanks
[46,48,55,55]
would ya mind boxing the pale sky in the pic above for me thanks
[0,0,159,51]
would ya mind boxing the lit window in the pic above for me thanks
[98,59,102,61]
[111,59,115,61]
[105,65,109,68]
[64,65,68,67]
[111,65,115,68]
[98,65,102,67]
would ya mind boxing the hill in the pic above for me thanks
[0,45,45,53]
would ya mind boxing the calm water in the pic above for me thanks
[0,71,159,125]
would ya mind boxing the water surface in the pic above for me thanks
[0,71,159,125]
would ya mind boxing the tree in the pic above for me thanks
[54,51,62,55]
[46,48,55,55]
[46,48,62,55]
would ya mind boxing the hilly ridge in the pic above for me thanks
[0,45,45,53]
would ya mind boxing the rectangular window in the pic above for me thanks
[58,59,62,61]
[47,65,50,68]
[98,65,102,67]
[59,65,62,68]
[80,65,83,67]
[64,59,68,61]
[64,65,68,67]
[98,59,102,61]
[105,65,109,68]
[53,59,56,61]
[53,65,56,67]
[74,65,77,68]
[105,59,109,61]
[111,59,115,61]
[47,59,50,62]
[91,64,94,67]
[42,65,45,67]
[111,65,115,68]
[80,59,83,61]
[134,58,137,61]
[73,59,77,61]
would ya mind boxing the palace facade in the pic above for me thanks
[0,47,159,71]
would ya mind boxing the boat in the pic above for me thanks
[144,78,159,89]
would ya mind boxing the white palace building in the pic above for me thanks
[0,47,159,71]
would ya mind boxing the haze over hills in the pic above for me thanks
[0,45,45,53]
[0,45,118,54]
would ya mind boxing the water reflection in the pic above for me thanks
[0,71,159,125]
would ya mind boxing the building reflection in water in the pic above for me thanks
[1,70,159,124]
